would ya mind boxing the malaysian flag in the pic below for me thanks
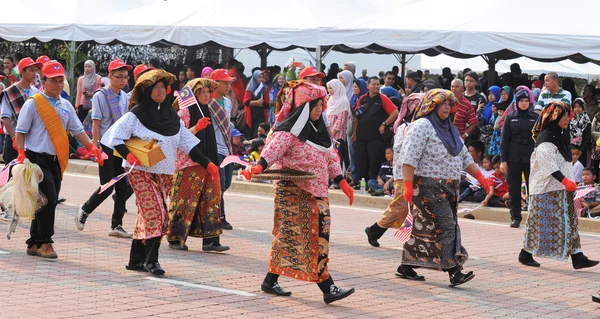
[98,165,135,194]
[394,204,414,243]
[0,160,17,187]
[175,86,198,109]
[573,185,598,217]
[219,155,252,168]
[33,73,43,90]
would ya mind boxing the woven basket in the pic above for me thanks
[251,169,316,181]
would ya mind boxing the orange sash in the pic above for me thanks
[31,94,69,177]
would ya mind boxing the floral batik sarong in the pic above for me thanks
[378,180,408,229]
[524,190,581,261]
[268,180,330,283]
[128,170,173,240]
[168,166,222,245]
[401,176,468,270]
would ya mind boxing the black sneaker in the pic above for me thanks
[75,205,89,231]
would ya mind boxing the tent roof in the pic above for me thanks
[2,0,600,63]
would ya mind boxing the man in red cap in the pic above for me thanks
[76,59,134,238]
[15,61,103,259]
[210,69,235,229]
[1,57,43,167]
[298,66,325,86]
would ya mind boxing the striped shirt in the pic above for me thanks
[534,88,572,111]
[453,95,477,134]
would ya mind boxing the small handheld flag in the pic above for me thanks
[98,164,135,194]
[175,86,198,109]
[219,155,252,168]
[394,204,414,242]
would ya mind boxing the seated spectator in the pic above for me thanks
[249,139,265,162]
[459,141,491,202]
[577,168,600,218]
[460,154,493,202]
[481,155,509,208]
[243,122,270,146]
[230,128,248,156]
[572,145,584,184]
[367,147,394,196]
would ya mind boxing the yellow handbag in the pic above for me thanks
[113,138,166,167]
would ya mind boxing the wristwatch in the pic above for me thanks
[381,121,387,127]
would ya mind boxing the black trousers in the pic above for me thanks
[81,143,132,229]
[129,237,161,265]
[25,151,61,248]
[506,161,530,222]
[3,134,17,164]
[354,139,385,180]
[336,139,349,173]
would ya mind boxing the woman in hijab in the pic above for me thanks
[477,85,500,150]
[324,63,340,84]
[201,67,213,79]
[269,74,286,125]
[326,79,351,170]
[338,70,354,102]
[243,70,269,138]
[168,78,229,252]
[498,85,534,129]
[519,102,598,270]
[101,69,219,277]
[570,98,592,166]
[241,82,355,304]
[488,86,514,155]
[398,89,487,287]
[76,60,101,122]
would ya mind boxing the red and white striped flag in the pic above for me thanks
[394,204,414,242]
[98,164,135,194]
[175,86,198,109]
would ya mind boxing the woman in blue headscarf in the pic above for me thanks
[268,74,286,124]
[243,70,270,138]
[477,85,500,150]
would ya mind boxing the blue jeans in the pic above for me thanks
[347,133,359,181]
[367,179,394,192]
[217,154,234,219]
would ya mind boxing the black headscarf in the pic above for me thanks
[534,118,571,162]
[274,98,332,151]
[188,102,218,164]
[130,79,181,136]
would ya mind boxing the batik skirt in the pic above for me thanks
[401,176,469,270]
[524,190,581,261]
[268,180,330,283]
[168,166,222,245]
[378,180,408,229]
[128,170,173,240]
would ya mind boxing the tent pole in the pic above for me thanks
[401,53,406,82]
[316,45,322,71]
[69,40,76,94]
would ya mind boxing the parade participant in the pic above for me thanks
[101,69,217,276]
[365,93,423,247]
[397,89,487,287]
[210,69,235,230]
[168,78,229,251]
[242,82,355,304]
[243,70,270,138]
[1,57,42,165]
[75,59,134,237]
[500,89,537,228]
[15,61,103,258]
[75,60,102,122]
[518,102,599,269]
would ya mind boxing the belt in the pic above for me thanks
[27,150,57,162]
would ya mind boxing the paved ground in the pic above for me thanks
[1,172,600,319]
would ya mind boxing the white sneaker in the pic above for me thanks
[109,225,132,238]
[75,205,88,231]
[0,208,10,222]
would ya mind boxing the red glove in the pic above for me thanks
[241,164,264,180]
[88,144,104,166]
[561,177,578,192]
[207,162,220,181]
[11,137,16,150]
[126,153,141,166]
[339,180,354,205]
[16,148,26,164]
[473,170,490,195]
[403,181,414,203]
[194,117,211,132]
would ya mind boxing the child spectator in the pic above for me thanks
[243,122,270,146]
[572,145,584,184]
[230,128,248,156]
[577,168,600,218]
[460,154,493,202]
[367,147,394,196]
[249,139,265,162]
[482,155,509,207]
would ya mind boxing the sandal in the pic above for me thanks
[449,271,474,287]
[145,262,165,276]
[395,265,425,281]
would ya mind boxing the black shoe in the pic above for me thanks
[145,262,165,276]
[572,252,600,270]
[57,197,66,204]
[125,262,146,272]
[169,242,188,251]
[510,220,520,228]
[448,271,475,287]
[261,281,291,296]
[221,220,233,230]
[518,249,540,267]
[323,286,355,304]
[395,265,425,281]
[593,294,600,303]
[364,227,380,247]
[202,242,230,252]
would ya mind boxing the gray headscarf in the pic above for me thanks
[338,70,354,101]
[83,60,97,90]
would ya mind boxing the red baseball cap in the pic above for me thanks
[18,57,44,73]
[299,66,325,79]
[36,55,51,65]
[133,64,155,81]
[108,59,133,73]
[210,69,234,82]
[42,61,65,78]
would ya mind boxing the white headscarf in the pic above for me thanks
[83,60,97,90]
[326,79,350,116]
[338,70,354,101]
